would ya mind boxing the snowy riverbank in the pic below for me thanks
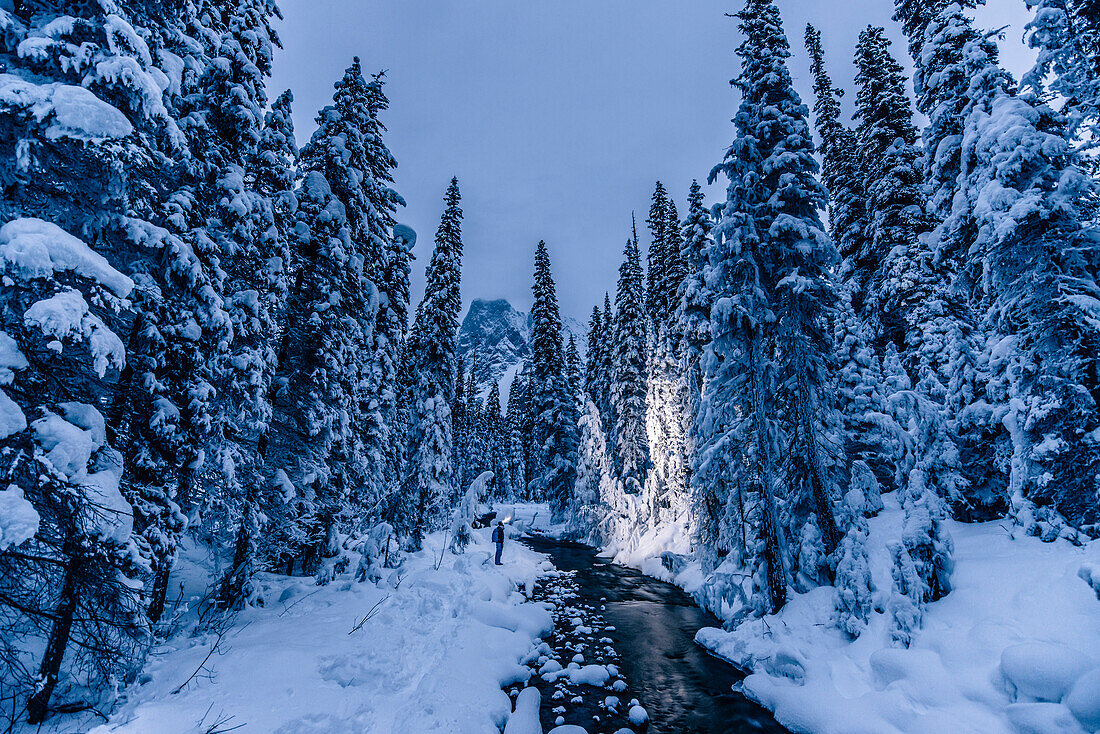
[79,522,554,734]
[605,492,1100,734]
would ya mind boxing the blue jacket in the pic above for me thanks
[492,526,504,545]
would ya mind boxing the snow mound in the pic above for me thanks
[505,687,541,734]
[684,492,1100,734]
[1000,642,1095,702]
[1064,669,1100,731]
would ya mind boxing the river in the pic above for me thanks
[520,536,788,734]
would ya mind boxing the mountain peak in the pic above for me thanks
[458,298,586,401]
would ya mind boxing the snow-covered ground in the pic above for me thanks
[608,492,1100,734]
[83,517,557,734]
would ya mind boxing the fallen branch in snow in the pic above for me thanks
[277,587,322,618]
[348,595,391,635]
[196,704,245,734]
[172,628,230,695]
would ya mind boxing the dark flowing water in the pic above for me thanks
[521,536,787,734]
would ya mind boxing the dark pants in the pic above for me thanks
[495,543,503,565]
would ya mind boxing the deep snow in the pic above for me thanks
[605,492,1100,734]
[85,519,557,734]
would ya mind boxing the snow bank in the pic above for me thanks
[689,492,1100,734]
[94,524,557,734]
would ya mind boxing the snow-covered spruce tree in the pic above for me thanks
[853,26,929,353]
[697,0,800,613]
[834,482,875,638]
[504,379,527,499]
[0,2,212,718]
[171,0,294,606]
[359,72,408,512]
[452,353,469,490]
[597,293,615,428]
[644,182,692,530]
[740,4,841,580]
[1024,0,1100,169]
[484,381,507,501]
[610,231,649,494]
[297,57,386,524]
[217,87,299,611]
[952,22,1100,531]
[566,332,581,404]
[450,471,493,553]
[401,179,463,549]
[528,240,576,520]
[892,2,1003,519]
[260,170,356,576]
[465,369,487,487]
[854,26,977,515]
[676,181,719,553]
[571,400,616,543]
[804,24,869,289]
[584,304,604,402]
[645,181,671,323]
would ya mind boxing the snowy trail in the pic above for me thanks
[522,535,787,733]
[86,524,555,734]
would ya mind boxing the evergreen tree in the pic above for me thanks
[584,304,604,401]
[805,25,898,495]
[0,2,226,718]
[218,88,299,610]
[1024,0,1100,168]
[646,181,671,323]
[565,332,582,403]
[676,182,718,552]
[484,381,506,500]
[610,231,649,493]
[528,240,576,520]
[297,58,385,514]
[953,22,1100,529]
[804,24,870,300]
[402,179,463,548]
[893,2,1004,518]
[700,0,839,611]
[505,377,528,498]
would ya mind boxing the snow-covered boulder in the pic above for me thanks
[1005,703,1088,734]
[505,686,541,734]
[1064,668,1100,731]
[1000,643,1096,702]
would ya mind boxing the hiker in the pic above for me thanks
[493,519,505,565]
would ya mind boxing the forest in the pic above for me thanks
[0,0,1098,732]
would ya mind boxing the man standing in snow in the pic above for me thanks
[493,520,505,565]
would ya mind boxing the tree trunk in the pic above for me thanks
[749,330,787,613]
[796,367,841,556]
[27,557,80,724]
[147,561,172,624]
[218,506,254,610]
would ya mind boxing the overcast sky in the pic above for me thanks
[269,0,1035,323]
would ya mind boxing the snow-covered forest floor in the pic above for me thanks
[605,493,1100,734]
[53,509,555,734]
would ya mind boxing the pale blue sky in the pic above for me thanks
[270,0,1034,322]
